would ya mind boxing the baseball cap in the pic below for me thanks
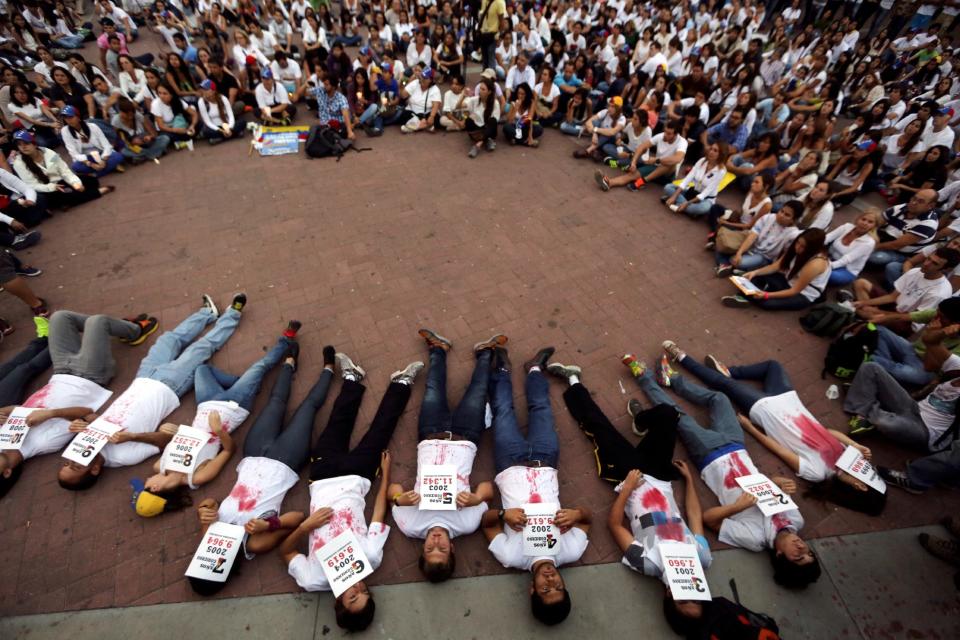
[199,78,216,91]
[937,106,955,117]
[61,105,78,118]
[480,68,496,80]
[420,67,434,80]
[130,478,166,518]
[380,62,392,73]
[13,129,35,144]
[610,96,623,107]
[261,67,273,79]
[856,140,878,153]
[359,46,372,57]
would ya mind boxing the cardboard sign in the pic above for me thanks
[735,474,798,516]
[522,503,560,556]
[729,275,763,297]
[162,425,209,474]
[660,542,712,601]
[418,464,457,511]
[61,419,122,466]
[184,522,245,582]
[318,530,374,597]
[0,407,34,450]
[836,446,886,494]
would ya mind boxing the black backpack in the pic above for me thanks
[822,322,878,380]
[305,125,369,161]
[799,302,855,337]
[691,580,781,640]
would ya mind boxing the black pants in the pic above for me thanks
[0,337,51,406]
[35,176,102,210]
[308,379,411,482]
[0,198,47,229]
[562,383,680,484]
[465,116,497,142]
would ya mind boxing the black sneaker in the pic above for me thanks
[322,345,336,366]
[231,293,247,313]
[283,320,302,339]
[202,294,219,317]
[523,347,555,372]
[878,467,924,494]
[15,265,41,277]
[721,295,750,308]
[546,363,581,379]
[284,340,300,369]
[715,264,734,278]
[494,346,511,371]
[122,316,159,346]
[627,399,649,438]
[11,230,41,250]
[419,328,452,351]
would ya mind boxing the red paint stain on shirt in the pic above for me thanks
[641,487,669,512]
[772,513,794,531]
[723,451,752,488]
[432,444,449,465]
[657,522,685,542]
[793,413,845,467]
[526,468,543,503]
[229,483,259,513]
[23,384,52,408]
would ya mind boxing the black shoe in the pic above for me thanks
[231,293,247,312]
[494,346,511,371]
[15,265,42,277]
[284,340,300,369]
[11,230,41,251]
[322,345,336,366]
[878,466,924,494]
[284,320,302,338]
[522,347,555,372]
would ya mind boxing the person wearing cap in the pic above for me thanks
[57,294,249,492]
[917,106,958,159]
[12,129,115,209]
[478,346,592,627]
[197,78,245,144]
[373,62,403,126]
[150,83,199,149]
[353,46,376,74]
[59,105,126,177]
[205,57,244,118]
[544,357,713,631]
[255,66,296,123]
[399,66,441,133]
[111,97,170,163]
[136,320,300,504]
[573,95,625,160]
[0,310,159,498]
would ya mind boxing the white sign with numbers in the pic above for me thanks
[61,418,122,466]
[661,542,712,601]
[162,425,209,474]
[0,407,34,450]
[735,474,798,516]
[318,530,374,597]
[523,503,560,556]
[184,522,245,582]
[836,446,886,494]
[419,464,457,511]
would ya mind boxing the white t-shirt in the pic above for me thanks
[488,466,589,571]
[918,354,960,451]
[894,268,952,331]
[679,97,710,125]
[15,374,113,459]
[158,400,250,488]
[751,214,801,260]
[700,449,804,552]
[442,88,466,115]
[150,98,190,125]
[287,475,391,591]
[96,377,180,468]
[642,133,688,164]
[825,224,876,276]
[392,440,487,539]
[593,108,626,131]
[219,456,299,525]
[404,80,441,116]
[748,391,846,483]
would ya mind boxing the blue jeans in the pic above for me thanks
[679,357,793,416]
[136,307,240,397]
[53,35,85,48]
[333,35,362,47]
[419,348,491,445]
[600,142,631,167]
[829,267,856,286]
[89,118,119,145]
[884,260,907,288]
[872,326,934,388]
[358,103,383,130]
[715,250,770,270]
[194,335,290,410]
[490,369,559,473]
[121,134,170,159]
[663,183,715,217]
[559,121,583,135]
[867,250,907,269]
[907,439,960,489]
[70,150,124,177]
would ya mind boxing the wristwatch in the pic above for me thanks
[497,509,505,521]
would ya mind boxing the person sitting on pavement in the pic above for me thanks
[593,119,688,192]
[388,329,502,582]
[398,66,441,134]
[197,78,246,144]
[867,189,941,269]
[599,109,651,170]
[824,210,882,287]
[502,82,542,147]
[661,142,729,217]
[481,345,592,626]
[450,77,500,158]
[702,106,749,154]
[705,174,774,250]
[315,75,356,144]
[572,95,625,161]
[714,201,802,277]
[60,105,126,177]
[12,130,114,209]
[255,66,296,124]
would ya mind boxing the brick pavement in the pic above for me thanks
[1,86,958,617]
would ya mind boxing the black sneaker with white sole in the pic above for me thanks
[11,230,41,250]
[878,467,924,494]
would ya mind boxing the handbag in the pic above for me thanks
[715,226,749,255]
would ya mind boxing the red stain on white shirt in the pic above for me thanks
[229,483,260,513]
[793,413,845,468]
[723,451,751,488]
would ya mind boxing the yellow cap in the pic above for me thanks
[611,96,623,107]
[135,489,167,517]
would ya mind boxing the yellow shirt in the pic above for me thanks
[480,0,505,34]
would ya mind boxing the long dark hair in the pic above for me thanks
[166,53,196,92]
[515,82,534,112]
[781,228,826,280]
[479,77,495,121]
[19,144,52,184]
[9,82,36,108]
[158,82,187,118]
[754,132,780,160]
[67,53,104,89]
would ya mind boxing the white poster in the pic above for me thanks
[522,503,560,556]
[735,474,798,516]
[418,464,457,511]
[660,542,712,601]
[835,446,886,494]
[61,418,122,466]
[318,530,374,597]
[162,425,209,474]
[184,522,245,582]
[0,407,34,450]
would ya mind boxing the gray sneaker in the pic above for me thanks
[485,139,496,151]
[468,146,479,158]
[391,361,424,384]
[662,340,686,362]
[627,399,649,439]
[202,294,219,317]
[473,334,508,352]
[335,352,366,381]
[546,362,582,379]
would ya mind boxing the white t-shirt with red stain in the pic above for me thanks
[158,400,251,489]
[287,474,391,592]
[219,456,299,525]
[488,465,589,571]
[96,377,180,468]
[392,439,487,539]
[700,448,804,552]
[748,391,846,483]
[15,374,113,460]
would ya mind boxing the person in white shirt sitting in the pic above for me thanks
[505,51,536,102]
[59,105,125,177]
[197,78,246,143]
[254,66,296,123]
[662,142,729,217]
[398,66,441,133]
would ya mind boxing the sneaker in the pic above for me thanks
[621,353,646,378]
[284,340,300,369]
[546,362,582,379]
[391,361,425,385]
[11,230,41,250]
[186,140,195,152]
[705,355,731,378]
[627,399,649,438]
[523,347,556,372]
[720,209,734,221]
[626,180,639,192]
[473,333,507,352]
[848,415,875,436]
[202,294,219,317]
[731,269,746,277]
[485,139,496,151]
[114,163,125,173]
[704,240,716,251]
[656,354,677,387]
[230,293,247,313]
[715,264,734,278]
[942,516,960,540]
[15,265,41,277]
[283,320,302,339]
[494,346,512,371]
[468,146,479,158]
[594,170,610,192]
[919,533,960,567]
[835,289,855,304]
[721,295,750,308]
[632,177,646,190]
[605,157,619,168]
[400,124,414,133]
[878,467,923,494]
[661,340,686,362]
[34,315,49,338]
[368,128,383,137]
[419,328,453,351]
[122,316,159,346]
[174,141,187,150]
[335,352,366,381]
[322,345,336,366]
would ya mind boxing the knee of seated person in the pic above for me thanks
[334,582,376,631]
[662,592,703,636]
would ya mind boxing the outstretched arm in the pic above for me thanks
[738,414,801,474]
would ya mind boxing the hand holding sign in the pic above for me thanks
[836,445,886,494]
[660,542,711,602]
[185,521,245,583]
[735,474,798,516]
[62,419,122,466]
[318,530,374,597]
[0,407,34,450]
[162,425,208,474]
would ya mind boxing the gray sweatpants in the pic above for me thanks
[49,311,140,386]
[843,362,931,451]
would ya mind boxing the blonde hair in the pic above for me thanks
[856,207,883,242]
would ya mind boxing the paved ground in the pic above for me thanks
[3,525,958,639]
[1,33,959,620]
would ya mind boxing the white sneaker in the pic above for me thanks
[400,124,413,133]
[720,208,734,221]
[186,140,194,152]
[668,204,679,212]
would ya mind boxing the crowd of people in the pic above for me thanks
[1,0,960,636]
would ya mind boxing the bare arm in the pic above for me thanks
[738,414,801,473]
[370,451,392,525]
